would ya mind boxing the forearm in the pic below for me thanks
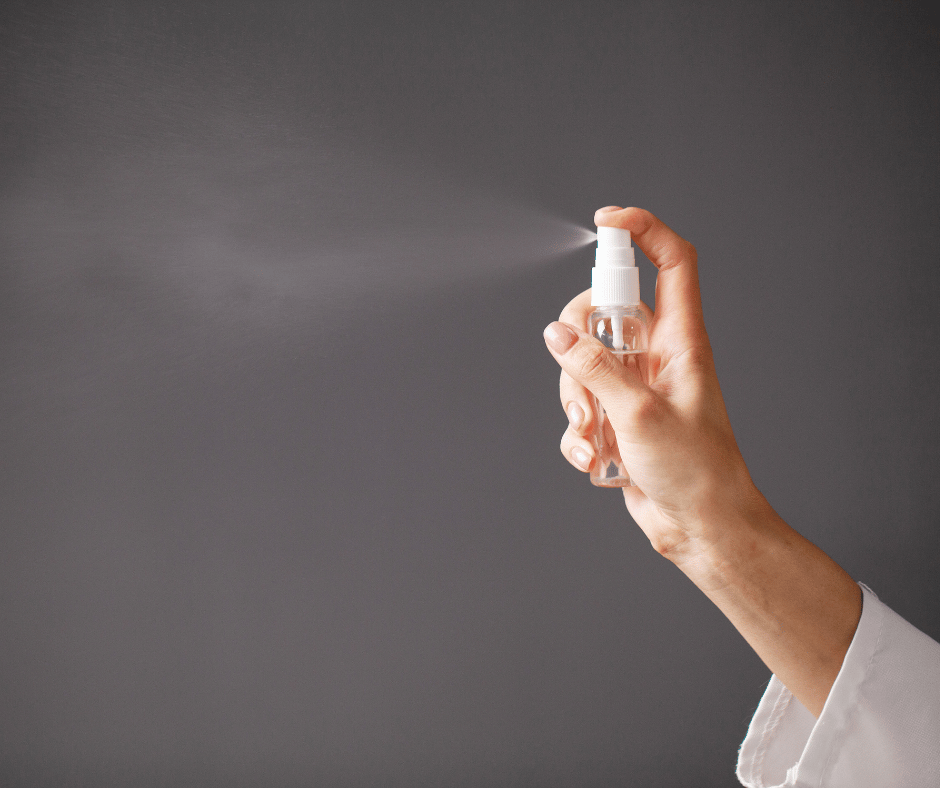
[666,486,863,718]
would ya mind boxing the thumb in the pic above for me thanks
[595,207,706,343]
[543,321,653,419]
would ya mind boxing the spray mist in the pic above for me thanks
[589,227,649,487]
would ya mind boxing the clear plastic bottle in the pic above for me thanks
[588,306,649,486]
[588,227,649,488]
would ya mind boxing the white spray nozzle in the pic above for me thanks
[597,226,631,248]
[592,226,640,306]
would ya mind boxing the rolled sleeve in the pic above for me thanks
[736,584,940,787]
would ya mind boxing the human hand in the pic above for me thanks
[545,208,863,718]
[544,207,761,559]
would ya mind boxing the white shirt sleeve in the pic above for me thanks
[736,583,940,787]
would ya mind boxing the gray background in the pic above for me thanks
[1,1,938,786]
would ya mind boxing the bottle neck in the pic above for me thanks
[591,264,640,306]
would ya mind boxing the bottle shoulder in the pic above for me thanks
[589,304,647,319]
[589,306,649,352]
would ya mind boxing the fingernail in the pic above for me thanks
[571,446,593,471]
[544,322,577,354]
[566,402,584,431]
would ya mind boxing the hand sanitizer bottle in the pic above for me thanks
[589,227,649,487]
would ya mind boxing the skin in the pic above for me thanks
[544,206,862,718]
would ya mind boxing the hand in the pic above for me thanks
[545,207,862,718]
[544,206,762,559]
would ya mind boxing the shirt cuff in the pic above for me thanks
[736,582,882,788]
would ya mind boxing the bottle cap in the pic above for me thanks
[592,227,640,306]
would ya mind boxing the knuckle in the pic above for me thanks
[559,375,594,433]
[574,341,615,381]
[577,401,595,433]
[558,430,580,464]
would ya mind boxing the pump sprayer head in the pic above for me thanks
[592,227,640,306]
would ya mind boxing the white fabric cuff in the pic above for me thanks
[736,583,940,787]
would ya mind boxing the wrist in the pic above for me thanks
[660,480,862,717]
[657,467,771,576]
[663,481,776,594]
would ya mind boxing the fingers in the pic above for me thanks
[560,425,595,473]
[553,299,596,470]
[593,206,695,274]
[560,370,595,436]
[545,319,666,447]
[594,206,706,341]
[557,289,594,437]
[558,288,593,328]
[556,288,653,440]
[544,321,647,405]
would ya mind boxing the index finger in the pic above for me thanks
[556,289,595,434]
[556,288,653,433]
[558,288,594,331]
[556,289,596,434]
[594,206,705,339]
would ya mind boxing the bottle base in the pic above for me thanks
[590,477,636,488]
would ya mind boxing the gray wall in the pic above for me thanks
[1,2,938,786]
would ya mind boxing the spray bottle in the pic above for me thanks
[589,227,649,487]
